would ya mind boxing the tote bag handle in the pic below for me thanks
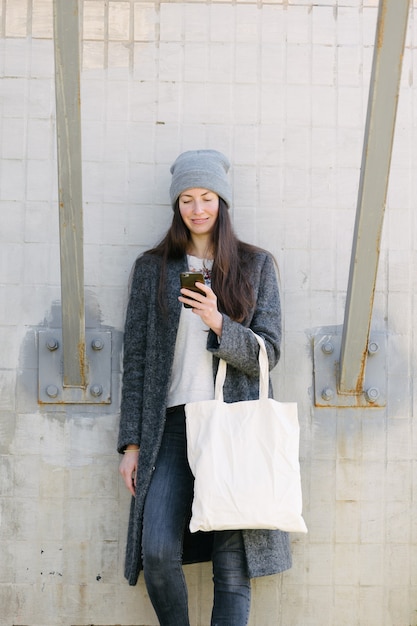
[214,332,270,402]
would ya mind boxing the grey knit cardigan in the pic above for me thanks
[118,249,292,586]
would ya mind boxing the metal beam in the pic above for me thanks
[53,0,86,388]
[338,0,410,394]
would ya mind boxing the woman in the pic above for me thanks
[118,149,291,625]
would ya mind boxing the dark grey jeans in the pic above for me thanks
[142,405,251,626]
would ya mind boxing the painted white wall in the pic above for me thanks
[1,1,417,624]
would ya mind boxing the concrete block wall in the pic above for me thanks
[1,0,417,624]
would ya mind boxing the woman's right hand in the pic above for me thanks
[119,448,139,497]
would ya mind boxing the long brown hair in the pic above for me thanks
[147,198,262,322]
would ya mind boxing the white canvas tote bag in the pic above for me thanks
[185,332,307,534]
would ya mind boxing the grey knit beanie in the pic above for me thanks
[169,149,232,208]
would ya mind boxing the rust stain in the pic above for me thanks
[78,339,87,387]
[354,347,367,395]
[376,1,387,49]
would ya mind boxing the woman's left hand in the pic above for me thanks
[179,282,223,337]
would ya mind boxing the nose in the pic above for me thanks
[192,200,204,214]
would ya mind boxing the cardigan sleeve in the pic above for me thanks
[117,257,151,453]
[207,252,281,378]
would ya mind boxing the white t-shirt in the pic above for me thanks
[167,255,215,407]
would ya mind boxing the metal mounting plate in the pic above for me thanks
[38,330,112,404]
[313,332,386,408]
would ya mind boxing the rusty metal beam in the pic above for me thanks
[338,0,410,395]
[53,0,86,388]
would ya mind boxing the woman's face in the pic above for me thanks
[178,188,219,238]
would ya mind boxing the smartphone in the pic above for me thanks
[180,272,205,308]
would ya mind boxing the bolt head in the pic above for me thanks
[322,341,334,355]
[368,342,379,355]
[321,387,334,401]
[365,387,380,403]
[46,384,59,398]
[90,384,103,398]
[46,338,59,351]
